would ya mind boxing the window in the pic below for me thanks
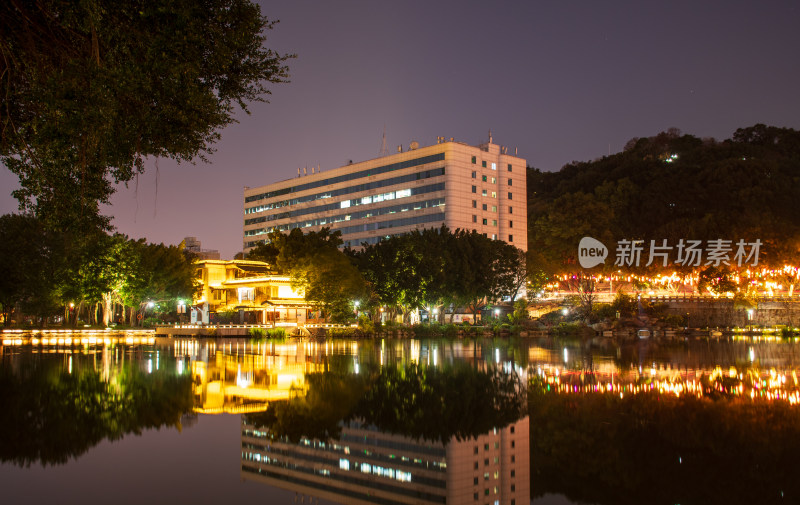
[509,220,513,228]
[509,206,513,214]
[492,220,497,226]
[491,162,497,170]
[472,171,477,178]
[511,470,516,477]
[508,192,513,200]
[472,215,477,223]
[511,455,515,463]
[491,234,497,240]
[491,205,497,212]
[511,441,515,448]
[484,443,489,450]
[510,426,515,434]
[472,200,477,208]
[472,185,477,193]
[507,163,512,172]
[474,477,479,485]
[482,218,488,225]
[509,235,514,241]
[484,472,490,481]
[484,489,490,496]
[482,203,487,211]
[491,177,496,184]
[474,446,479,454]
[508,179,512,186]
[484,458,489,466]
[482,175,487,182]
[474,493,479,501]
[471,156,476,164]
[482,161,487,168]
[491,191,497,198]
[482,189,487,196]
[474,462,479,470]
[493,471,499,479]
[511,484,516,492]
[494,442,499,449]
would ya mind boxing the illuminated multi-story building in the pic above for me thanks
[241,416,530,505]
[243,136,527,251]
[193,259,311,324]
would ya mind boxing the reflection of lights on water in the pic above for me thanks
[563,348,568,364]
[495,348,500,364]
[749,347,755,362]
[147,359,152,374]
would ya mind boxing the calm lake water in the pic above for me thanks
[1,334,799,505]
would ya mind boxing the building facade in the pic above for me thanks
[193,259,312,325]
[243,137,527,251]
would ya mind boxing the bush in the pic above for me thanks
[267,328,286,338]
[612,292,637,317]
[357,315,375,334]
[248,327,266,338]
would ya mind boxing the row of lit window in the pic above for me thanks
[245,153,445,203]
[336,212,445,236]
[244,196,445,237]
[472,187,514,200]
[471,157,513,173]
[244,165,445,215]
[471,172,513,187]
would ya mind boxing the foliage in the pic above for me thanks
[0,353,192,466]
[1,0,292,232]
[611,292,638,317]
[260,228,365,323]
[0,214,197,326]
[350,226,527,323]
[528,125,800,273]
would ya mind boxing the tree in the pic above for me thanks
[1,0,292,231]
[265,228,365,323]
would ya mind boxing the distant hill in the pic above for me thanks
[527,124,800,271]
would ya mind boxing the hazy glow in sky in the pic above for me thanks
[2,0,798,258]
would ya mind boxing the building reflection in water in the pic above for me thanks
[169,338,530,504]
[241,416,529,505]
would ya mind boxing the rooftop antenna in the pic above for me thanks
[488,129,493,144]
[303,166,307,176]
[297,168,300,177]
[379,124,389,157]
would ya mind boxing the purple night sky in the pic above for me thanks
[1,0,799,259]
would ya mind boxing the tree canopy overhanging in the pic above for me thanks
[0,0,292,230]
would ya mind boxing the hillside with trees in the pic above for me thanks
[527,124,800,276]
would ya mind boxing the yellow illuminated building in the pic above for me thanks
[194,259,313,324]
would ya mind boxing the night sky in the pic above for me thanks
[1,0,798,259]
